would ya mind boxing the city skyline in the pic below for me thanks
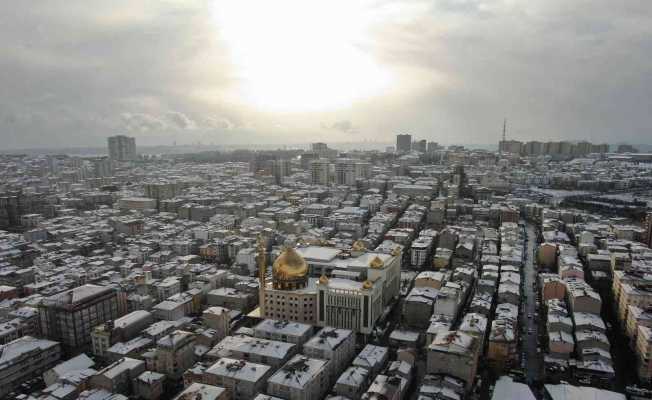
[2,1,652,149]
[3,2,652,399]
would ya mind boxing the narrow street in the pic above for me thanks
[522,222,543,385]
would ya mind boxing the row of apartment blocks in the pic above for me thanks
[499,139,610,157]
[532,207,652,384]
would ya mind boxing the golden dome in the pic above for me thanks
[351,241,366,252]
[273,247,308,281]
[319,274,329,285]
[362,280,373,289]
[369,256,384,269]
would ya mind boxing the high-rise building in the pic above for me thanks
[591,143,609,154]
[311,142,329,155]
[499,140,523,154]
[617,144,639,153]
[413,139,427,153]
[271,159,292,184]
[644,212,652,248]
[310,159,330,185]
[545,141,561,155]
[574,141,593,156]
[335,159,370,186]
[524,141,543,156]
[396,134,412,153]
[39,284,121,353]
[301,152,319,169]
[559,141,573,155]
[107,135,137,161]
[427,142,439,153]
[91,156,113,178]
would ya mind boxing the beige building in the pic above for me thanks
[303,327,356,385]
[537,243,557,269]
[566,279,602,315]
[203,307,231,341]
[0,336,62,397]
[259,246,395,335]
[548,330,575,358]
[316,275,383,334]
[635,325,652,383]
[539,274,566,301]
[204,358,272,400]
[427,331,480,392]
[626,305,652,345]
[618,283,652,325]
[147,330,196,380]
[267,355,329,400]
[260,247,318,324]
[414,271,447,289]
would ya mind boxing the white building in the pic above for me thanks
[253,319,313,345]
[267,355,329,400]
[204,358,272,400]
[303,327,356,385]
[316,276,383,334]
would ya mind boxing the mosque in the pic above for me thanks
[257,242,401,335]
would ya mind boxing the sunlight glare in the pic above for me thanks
[211,0,392,113]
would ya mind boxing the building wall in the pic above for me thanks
[40,289,120,352]
[426,348,478,391]
[303,330,356,385]
[0,339,61,397]
[262,288,317,324]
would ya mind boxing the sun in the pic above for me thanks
[211,0,392,113]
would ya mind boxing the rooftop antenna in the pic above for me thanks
[502,118,507,142]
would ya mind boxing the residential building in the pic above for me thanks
[108,135,137,161]
[204,358,272,400]
[396,134,412,153]
[303,327,356,384]
[39,284,121,353]
[267,355,329,400]
[0,336,62,397]
[148,330,196,380]
[426,330,480,392]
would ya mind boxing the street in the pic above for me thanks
[522,222,543,384]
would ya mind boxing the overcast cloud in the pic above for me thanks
[1,0,651,149]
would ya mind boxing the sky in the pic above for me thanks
[1,0,651,149]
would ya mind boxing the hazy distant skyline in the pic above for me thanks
[2,1,651,149]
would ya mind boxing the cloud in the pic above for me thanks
[322,120,358,134]
[165,111,196,130]
[0,1,651,148]
[121,112,167,133]
[202,116,238,130]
